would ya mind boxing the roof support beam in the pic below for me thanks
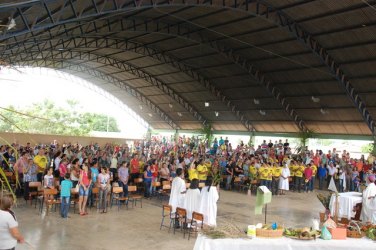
[5,45,208,126]
[9,57,180,129]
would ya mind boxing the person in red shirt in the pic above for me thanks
[150,159,159,194]
[130,154,140,184]
[304,164,313,193]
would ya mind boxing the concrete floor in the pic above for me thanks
[13,190,325,250]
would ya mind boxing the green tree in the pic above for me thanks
[0,99,120,136]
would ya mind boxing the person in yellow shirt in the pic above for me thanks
[188,162,199,181]
[259,163,272,190]
[33,147,48,182]
[289,162,296,191]
[272,163,282,195]
[196,159,208,183]
[294,161,305,193]
[249,164,258,181]
[310,160,317,191]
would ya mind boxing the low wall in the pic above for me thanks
[0,132,134,147]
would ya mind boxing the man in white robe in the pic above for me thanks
[169,168,186,213]
[361,175,376,223]
[279,164,290,195]
[199,177,219,227]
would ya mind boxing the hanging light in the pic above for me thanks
[215,111,219,117]
[259,110,266,116]
[148,113,153,117]
[177,112,182,117]
[253,98,260,105]
[168,103,173,108]
[205,102,210,107]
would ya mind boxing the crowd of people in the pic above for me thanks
[1,135,376,225]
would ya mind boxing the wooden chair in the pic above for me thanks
[70,188,79,214]
[28,182,42,206]
[162,180,170,186]
[111,186,128,210]
[39,188,59,215]
[91,187,100,209]
[187,212,204,240]
[159,184,171,201]
[134,178,144,193]
[160,204,175,232]
[175,207,188,237]
[233,177,242,191]
[152,182,161,198]
[128,185,142,208]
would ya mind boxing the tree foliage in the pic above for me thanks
[0,99,120,136]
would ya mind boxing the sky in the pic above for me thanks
[0,67,148,139]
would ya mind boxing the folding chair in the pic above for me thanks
[28,182,42,207]
[134,178,144,193]
[160,204,175,232]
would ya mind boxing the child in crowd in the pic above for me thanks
[60,173,73,218]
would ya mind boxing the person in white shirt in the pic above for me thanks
[199,176,219,227]
[169,168,186,213]
[97,167,110,213]
[0,193,24,250]
[183,179,201,220]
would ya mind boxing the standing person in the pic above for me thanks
[272,163,282,195]
[159,162,170,183]
[130,154,140,184]
[199,176,219,227]
[197,159,208,184]
[150,160,159,194]
[60,173,73,219]
[304,164,313,193]
[118,161,129,198]
[88,159,99,208]
[34,147,48,182]
[143,165,153,198]
[0,193,25,250]
[97,167,110,213]
[78,164,92,216]
[53,151,63,177]
[279,163,290,195]
[294,162,305,193]
[23,159,37,201]
[70,159,80,188]
[59,158,68,184]
[327,162,337,189]
[169,168,186,213]
[183,179,201,220]
[225,160,234,190]
[317,164,327,190]
[361,175,376,223]
[13,151,28,196]
[109,153,118,182]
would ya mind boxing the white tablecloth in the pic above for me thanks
[329,192,362,220]
[193,235,376,250]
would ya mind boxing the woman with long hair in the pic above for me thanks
[198,176,219,227]
[78,164,92,216]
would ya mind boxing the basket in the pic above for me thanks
[256,228,284,238]
[347,221,364,238]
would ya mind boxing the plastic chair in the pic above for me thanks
[187,212,204,240]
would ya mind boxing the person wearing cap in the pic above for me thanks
[361,175,376,223]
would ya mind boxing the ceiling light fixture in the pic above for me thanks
[311,96,320,103]
[177,112,182,117]
[253,98,260,105]
[259,110,266,116]
[148,113,153,117]
[168,103,173,108]
[139,105,143,110]
[205,102,210,107]
[215,111,219,117]
[58,48,65,51]
[0,18,16,31]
